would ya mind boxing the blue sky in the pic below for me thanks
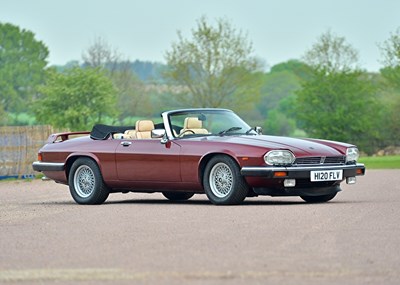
[1,0,399,71]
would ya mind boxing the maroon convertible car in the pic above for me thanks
[33,108,365,205]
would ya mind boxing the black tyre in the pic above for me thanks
[68,157,109,205]
[203,155,249,205]
[162,192,194,201]
[300,192,337,203]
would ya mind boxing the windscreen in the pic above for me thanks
[169,110,253,137]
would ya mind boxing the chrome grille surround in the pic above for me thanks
[294,156,346,165]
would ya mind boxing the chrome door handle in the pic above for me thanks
[121,141,132,147]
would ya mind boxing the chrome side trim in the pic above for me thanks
[32,161,65,172]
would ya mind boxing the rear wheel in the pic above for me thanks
[203,155,248,205]
[162,192,194,201]
[68,157,109,205]
[300,192,337,203]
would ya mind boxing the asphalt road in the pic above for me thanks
[0,170,399,285]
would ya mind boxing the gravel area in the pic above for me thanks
[1,170,399,284]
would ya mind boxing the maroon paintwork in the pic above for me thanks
[32,108,365,203]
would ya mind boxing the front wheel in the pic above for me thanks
[68,157,109,205]
[300,192,337,203]
[203,155,249,205]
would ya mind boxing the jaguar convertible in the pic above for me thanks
[32,108,365,205]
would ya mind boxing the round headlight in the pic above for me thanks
[264,150,295,166]
[346,147,359,162]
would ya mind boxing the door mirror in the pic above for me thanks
[255,126,263,135]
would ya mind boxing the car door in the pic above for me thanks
[115,139,181,182]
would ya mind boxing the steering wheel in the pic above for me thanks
[178,130,196,137]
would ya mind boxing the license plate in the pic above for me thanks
[310,170,343,182]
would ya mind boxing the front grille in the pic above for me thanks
[294,156,346,165]
[294,157,321,165]
[324,156,346,164]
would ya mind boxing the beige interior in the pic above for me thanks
[135,120,155,139]
[123,129,137,139]
[180,117,209,135]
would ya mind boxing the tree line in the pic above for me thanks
[0,18,399,154]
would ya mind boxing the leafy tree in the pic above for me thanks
[260,70,300,113]
[111,68,153,119]
[0,103,7,126]
[296,31,378,153]
[270,59,313,81]
[379,28,400,144]
[258,70,300,135]
[380,28,400,72]
[164,16,263,111]
[255,60,312,136]
[34,67,117,131]
[0,22,49,114]
[303,30,359,73]
[296,71,376,140]
[264,109,296,136]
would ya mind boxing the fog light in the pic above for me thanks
[284,179,296,187]
[346,177,357,184]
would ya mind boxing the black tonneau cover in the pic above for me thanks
[90,124,133,140]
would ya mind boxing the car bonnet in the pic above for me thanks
[206,135,347,157]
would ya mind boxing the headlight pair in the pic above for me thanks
[264,147,359,166]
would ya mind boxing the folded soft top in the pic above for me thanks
[90,124,133,140]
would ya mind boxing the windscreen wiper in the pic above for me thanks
[218,127,242,136]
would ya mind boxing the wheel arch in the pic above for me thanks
[198,151,241,187]
[65,153,101,180]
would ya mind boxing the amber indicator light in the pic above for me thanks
[274,171,288,177]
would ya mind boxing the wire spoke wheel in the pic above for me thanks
[68,158,109,205]
[74,165,96,198]
[203,155,249,205]
[209,162,234,198]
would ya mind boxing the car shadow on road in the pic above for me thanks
[103,198,354,206]
[26,197,360,206]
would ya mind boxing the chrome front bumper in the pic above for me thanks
[241,163,366,178]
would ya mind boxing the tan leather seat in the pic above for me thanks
[135,120,155,139]
[124,129,137,139]
[180,117,209,135]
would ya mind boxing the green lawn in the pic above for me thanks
[359,155,400,169]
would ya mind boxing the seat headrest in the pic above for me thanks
[136,120,154,132]
[184,117,202,129]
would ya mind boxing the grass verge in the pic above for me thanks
[359,155,400,169]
